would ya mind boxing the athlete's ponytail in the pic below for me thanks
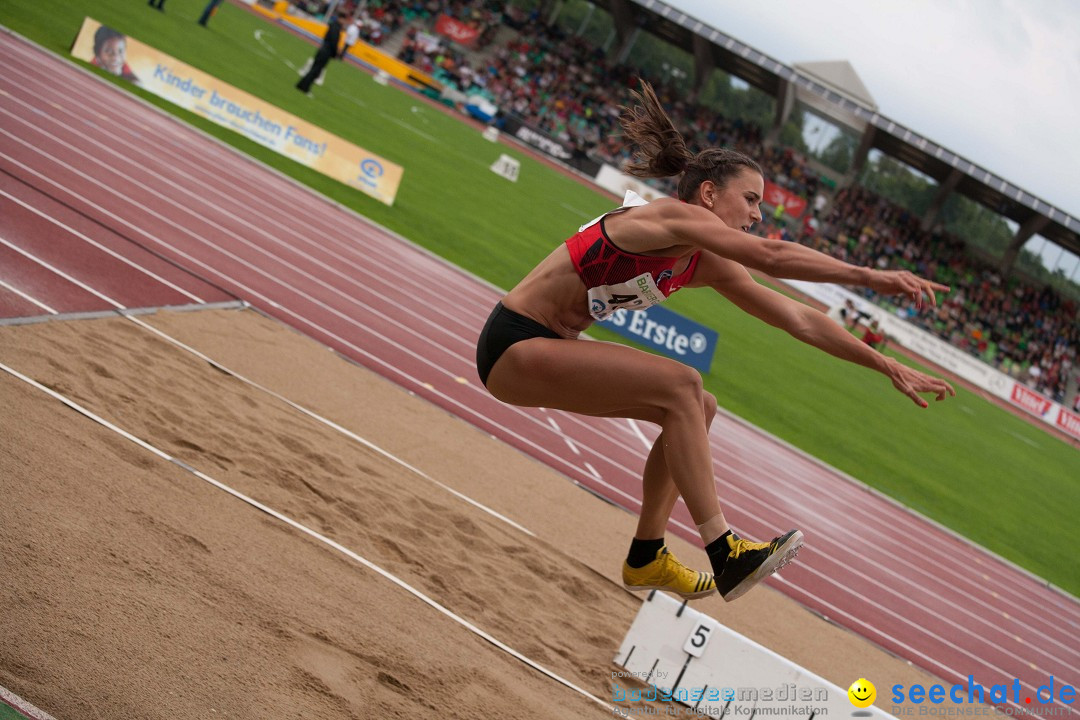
[620,81,693,180]
[619,80,762,202]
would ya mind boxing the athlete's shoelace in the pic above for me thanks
[659,552,713,583]
[729,536,772,559]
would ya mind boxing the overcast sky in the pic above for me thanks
[665,0,1080,237]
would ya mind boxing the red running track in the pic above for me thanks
[0,30,1076,713]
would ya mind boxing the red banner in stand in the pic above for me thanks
[1010,383,1053,418]
[763,181,807,218]
[1056,407,1080,439]
[434,14,480,47]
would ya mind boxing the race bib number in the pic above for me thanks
[587,272,667,321]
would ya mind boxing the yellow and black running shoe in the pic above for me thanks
[715,530,803,602]
[622,546,716,599]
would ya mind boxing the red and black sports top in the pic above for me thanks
[565,192,700,320]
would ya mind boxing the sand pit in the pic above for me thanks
[0,306,942,718]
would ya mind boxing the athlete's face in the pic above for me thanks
[702,168,764,233]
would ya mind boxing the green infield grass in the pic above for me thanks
[2,0,1077,595]
[0,702,30,720]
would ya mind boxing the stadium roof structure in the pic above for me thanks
[588,0,1080,266]
[792,60,877,110]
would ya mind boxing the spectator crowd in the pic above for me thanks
[798,186,1077,402]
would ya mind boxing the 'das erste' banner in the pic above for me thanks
[70,17,403,206]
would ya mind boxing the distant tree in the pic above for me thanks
[815,132,858,175]
[697,68,774,129]
[939,194,1014,257]
[858,154,936,216]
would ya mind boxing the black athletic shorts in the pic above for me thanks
[476,302,561,387]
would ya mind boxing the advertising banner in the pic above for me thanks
[434,14,481,48]
[1010,383,1053,419]
[763,181,807,218]
[594,164,671,202]
[599,305,718,373]
[498,114,601,176]
[1056,407,1080,438]
[71,17,403,205]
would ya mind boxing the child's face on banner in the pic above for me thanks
[97,37,126,75]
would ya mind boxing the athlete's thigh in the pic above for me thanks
[485,336,700,418]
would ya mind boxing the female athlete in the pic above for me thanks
[476,81,954,602]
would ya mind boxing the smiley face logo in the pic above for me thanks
[848,678,876,708]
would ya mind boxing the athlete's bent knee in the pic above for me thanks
[662,364,705,409]
[703,391,717,420]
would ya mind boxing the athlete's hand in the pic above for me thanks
[885,358,956,408]
[869,270,950,309]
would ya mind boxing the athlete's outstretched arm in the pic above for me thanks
[695,254,955,407]
[656,202,949,309]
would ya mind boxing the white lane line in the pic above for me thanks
[545,415,580,456]
[560,203,593,219]
[626,419,654,453]
[0,188,206,304]
[1004,429,1040,448]
[777,579,1068,717]
[0,115,481,349]
[702,421,1080,641]
[0,361,617,717]
[0,235,125,310]
[380,112,440,144]
[3,49,497,310]
[0,278,58,314]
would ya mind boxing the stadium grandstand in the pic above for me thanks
[323,0,1079,407]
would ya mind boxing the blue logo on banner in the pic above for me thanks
[599,304,718,372]
[360,158,384,178]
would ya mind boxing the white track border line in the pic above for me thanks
[0,360,622,718]
[0,188,206,304]
[0,685,58,720]
[0,278,57,315]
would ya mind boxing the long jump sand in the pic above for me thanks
[0,306,943,718]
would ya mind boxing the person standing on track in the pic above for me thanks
[475,81,955,602]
